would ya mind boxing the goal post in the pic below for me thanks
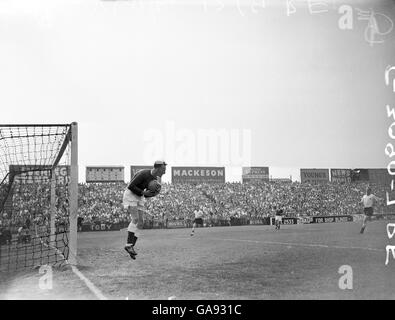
[0,122,78,272]
[68,122,78,265]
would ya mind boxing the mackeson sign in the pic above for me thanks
[172,167,225,184]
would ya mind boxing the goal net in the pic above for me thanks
[0,123,78,273]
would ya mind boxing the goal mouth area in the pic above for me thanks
[0,230,70,274]
[0,123,78,271]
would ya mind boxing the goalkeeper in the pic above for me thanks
[122,160,167,260]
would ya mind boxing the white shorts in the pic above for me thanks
[123,189,146,209]
[275,216,282,222]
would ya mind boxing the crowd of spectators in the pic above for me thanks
[0,180,389,232]
[147,181,387,221]
[78,183,127,225]
[77,181,388,224]
[0,183,67,233]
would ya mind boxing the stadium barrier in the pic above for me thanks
[76,214,378,232]
[166,220,186,228]
[282,217,298,225]
[373,213,395,220]
[249,218,267,225]
[268,215,353,225]
[230,217,249,226]
[311,216,353,223]
[7,213,391,235]
[268,217,298,225]
[80,222,121,232]
[297,216,314,224]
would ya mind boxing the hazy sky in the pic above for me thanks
[1,0,394,182]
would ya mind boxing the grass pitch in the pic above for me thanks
[1,220,395,299]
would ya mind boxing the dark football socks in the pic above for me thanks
[132,235,138,246]
[127,232,135,245]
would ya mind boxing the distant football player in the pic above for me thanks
[275,209,283,230]
[123,160,167,259]
[360,186,382,234]
[190,207,204,236]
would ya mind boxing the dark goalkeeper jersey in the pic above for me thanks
[127,169,157,197]
[275,209,283,216]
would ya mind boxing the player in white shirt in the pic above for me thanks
[360,186,382,234]
[190,207,204,236]
[275,209,284,230]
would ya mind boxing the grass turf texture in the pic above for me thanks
[1,220,395,299]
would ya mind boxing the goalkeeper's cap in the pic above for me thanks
[154,160,167,166]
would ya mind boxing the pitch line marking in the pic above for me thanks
[69,265,107,300]
[176,237,383,253]
[36,232,107,300]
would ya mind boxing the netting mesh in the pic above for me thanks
[0,125,72,273]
